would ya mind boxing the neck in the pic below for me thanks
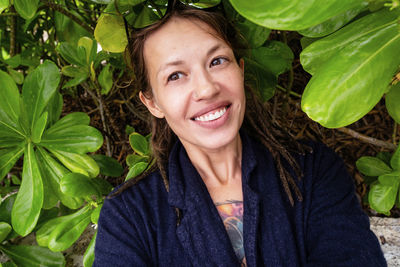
[180,134,243,187]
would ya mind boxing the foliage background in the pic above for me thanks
[0,0,399,266]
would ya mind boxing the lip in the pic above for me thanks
[190,101,231,120]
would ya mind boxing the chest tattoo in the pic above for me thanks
[215,200,247,267]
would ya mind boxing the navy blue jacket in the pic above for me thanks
[94,133,386,266]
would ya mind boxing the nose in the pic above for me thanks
[192,68,219,101]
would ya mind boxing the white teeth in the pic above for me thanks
[194,107,227,122]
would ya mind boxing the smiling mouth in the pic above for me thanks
[192,105,230,122]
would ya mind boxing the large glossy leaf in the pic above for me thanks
[91,205,102,224]
[49,149,100,178]
[14,0,39,20]
[60,173,100,198]
[1,245,65,267]
[228,0,364,30]
[35,151,59,210]
[0,0,9,13]
[36,205,90,247]
[0,70,24,139]
[181,0,220,8]
[55,10,91,45]
[132,5,161,29]
[22,60,60,131]
[0,146,24,181]
[83,232,97,267]
[48,206,92,252]
[46,112,90,135]
[356,156,392,176]
[36,147,84,209]
[0,195,16,224]
[0,222,11,242]
[298,4,366,38]
[41,125,103,154]
[11,143,43,236]
[126,153,148,167]
[250,41,294,76]
[300,8,400,75]
[126,161,148,180]
[301,15,400,128]
[95,14,128,53]
[98,64,113,94]
[391,146,400,170]
[91,154,123,177]
[369,173,400,214]
[386,83,400,124]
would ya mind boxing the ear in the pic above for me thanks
[139,91,165,118]
[239,58,245,75]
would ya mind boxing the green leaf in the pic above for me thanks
[0,70,24,139]
[89,178,113,196]
[391,146,400,170]
[36,147,84,210]
[14,0,39,20]
[0,0,9,13]
[243,57,277,101]
[95,14,128,53]
[62,72,89,88]
[300,8,400,75]
[46,112,90,135]
[78,37,97,65]
[41,125,103,154]
[0,146,24,181]
[91,154,123,177]
[83,231,97,267]
[48,206,92,252]
[11,143,43,236]
[129,132,149,156]
[356,156,392,176]
[98,64,113,94]
[0,195,16,224]
[7,68,24,85]
[22,60,60,132]
[61,66,89,78]
[228,0,364,30]
[133,5,161,28]
[298,4,367,38]
[250,41,294,76]
[49,149,100,178]
[126,161,148,180]
[0,245,65,267]
[376,151,392,166]
[46,92,63,127]
[126,153,148,167]
[386,83,400,124]
[0,222,11,242]
[60,173,100,198]
[57,42,86,67]
[181,0,220,8]
[369,174,400,214]
[36,205,90,248]
[91,205,102,224]
[31,112,48,144]
[301,11,400,128]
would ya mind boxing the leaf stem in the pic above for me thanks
[393,122,398,145]
[276,85,302,98]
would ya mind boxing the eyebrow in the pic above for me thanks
[156,44,225,77]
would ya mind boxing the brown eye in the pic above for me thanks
[210,57,227,67]
[167,72,183,82]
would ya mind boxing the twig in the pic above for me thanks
[0,12,18,16]
[41,0,94,34]
[337,127,396,150]
[276,85,302,98]
[9,6,16,57]
[82,83,112,156]
[393,122,398,145]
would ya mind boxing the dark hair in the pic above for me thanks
[118,3,309,212]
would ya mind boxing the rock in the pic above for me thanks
[370,217,400,267]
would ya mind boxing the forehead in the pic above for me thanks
[143,17,228,66]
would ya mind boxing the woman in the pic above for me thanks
[94,2,386,266]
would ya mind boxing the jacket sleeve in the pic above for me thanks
[93,193,151,267]
[305,144,386,267]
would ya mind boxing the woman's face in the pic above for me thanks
[141,17,245,152]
